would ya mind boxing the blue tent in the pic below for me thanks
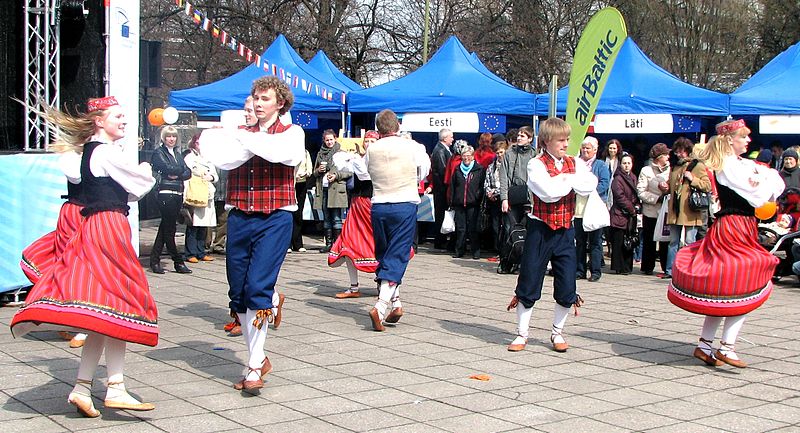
[730,41,800,114]
[536,38,729,116]
[169,34,345,116]
[308,51,362,91]
[347,36,536,115]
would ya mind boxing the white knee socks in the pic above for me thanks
[72,334,105,396]
[552,304,571,343]
[375,281,396,318]
[391,286,402,309]
[516,304,533,338]
[346,260,359,288]
[244,309,268,381]
[719,315,747,359]
[271,292,281,318]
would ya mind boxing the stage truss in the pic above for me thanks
[24,0,60,151]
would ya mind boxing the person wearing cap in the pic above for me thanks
[780,148,800,189]
[365,109,430,331]
[199,76,303,392]
[668,119,784,368]
[329,130,413,299]
[11,96,158,417]
[637,142,671,276]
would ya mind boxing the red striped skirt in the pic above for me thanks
[668,214,777,317]
[328,196,414,273]
[11,210,159,346]
[20,202,83,284]
[328,196,380,272]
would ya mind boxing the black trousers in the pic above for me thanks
[641,215,668,273]
[453,205,480,256]
[291,181,307,250]
[610,226,633,274]
[151,192,184,264]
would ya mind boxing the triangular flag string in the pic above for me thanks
[163,0,343,105]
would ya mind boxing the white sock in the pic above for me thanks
[375,281,395,317]
[346,260,359,288]
[391,286,402,309]
[720,315,746,359]
[73,334,105,395]
[552,304,571,343]
[271,292,281,318]
[236,312,250,341]
[516,304,533,338]
[244,309,268,380]
[73,333,87,342]
[103,338,142,404]
[701,316,723,341]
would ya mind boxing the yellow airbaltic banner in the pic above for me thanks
[565,7,627,155]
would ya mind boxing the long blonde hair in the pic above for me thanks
[26,102,106,154]
[697,120,752,171]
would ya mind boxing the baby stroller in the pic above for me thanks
[758,188,800,280]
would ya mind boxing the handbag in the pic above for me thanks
[184,175,210,207]
[506,152,530,205]
[440,209,456,234]
[653,195,671,242]
[507,184,530,205]
[582,190,610,231]
[622,217,639,251]
[685,159,710,212]
[688,186,710,212]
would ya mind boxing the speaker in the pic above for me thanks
[140,40,162,89]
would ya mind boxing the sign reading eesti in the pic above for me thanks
[565,7,627,154]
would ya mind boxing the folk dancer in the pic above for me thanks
[365,110,430,331]
[668,119,784,368]
[506,118,597,352]
[11,96,158,417]
[199,76,303,391]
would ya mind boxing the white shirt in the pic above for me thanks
[333,151,370,180]
[88,140,155,201]
[717,155,785,207]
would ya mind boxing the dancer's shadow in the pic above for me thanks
[302,296,381,332]
[142,340,244,385]
[576,329,741,370]
[438,319,521,346]
[166,301,232,332]
[3,356,145,420]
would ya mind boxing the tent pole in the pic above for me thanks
[346,112,352,138]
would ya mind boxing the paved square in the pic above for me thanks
[1,227,798,432]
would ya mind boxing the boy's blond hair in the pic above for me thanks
[538,117,571,145]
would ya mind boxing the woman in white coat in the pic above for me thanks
[183,134,218,262]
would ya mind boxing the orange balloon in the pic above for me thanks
[755,201,777,220]
[148,108,165,126]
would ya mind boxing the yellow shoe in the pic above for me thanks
[187,257,199,263]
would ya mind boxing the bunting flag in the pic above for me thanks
[165,0,341,105]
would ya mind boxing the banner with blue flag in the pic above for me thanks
[292,111,318,129]
[672,115,701,133]
[477,114,506,133]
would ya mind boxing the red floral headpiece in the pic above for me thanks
[87,96,119,112]
[716,119,746,135]
[364,130,380,140]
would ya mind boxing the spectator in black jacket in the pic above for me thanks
[149,126,192,274]
[429,128,454,249]
[449,146,486,259]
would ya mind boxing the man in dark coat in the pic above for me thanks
[430,128,454,249]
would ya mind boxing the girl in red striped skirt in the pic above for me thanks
[20,150,89,348]
[668,119,785,368]
[11,96,157,417]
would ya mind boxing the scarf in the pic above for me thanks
[460,160,474,178]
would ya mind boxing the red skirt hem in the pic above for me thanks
[667,282,772,317]
[11,307,158,346]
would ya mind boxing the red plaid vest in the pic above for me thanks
[530,152,576,230]
[227,121,297,214]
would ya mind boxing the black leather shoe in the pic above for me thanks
[589,274,601,282]
[174,262,192,274]
[576,273,586,280]
[150,263,165,274]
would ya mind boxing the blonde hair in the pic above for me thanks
[34,104,107,154]
[160,125,180,147]
[538,118,570,145]
[700,120,753,171]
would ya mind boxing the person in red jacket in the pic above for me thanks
[474,132,496,168]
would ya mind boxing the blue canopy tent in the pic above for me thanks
[730,41,800,115]
[169,34,346,118]
[536,38,729,120]
[308,51,362,92]
[347,36,536,116]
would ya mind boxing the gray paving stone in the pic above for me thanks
[0,416,67,433]
[284,394,369,417]
[322,407,415,431]
[427,412,520,433]
[150,412,240,432]
[694,411,789,433]
[218,402,308,427]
